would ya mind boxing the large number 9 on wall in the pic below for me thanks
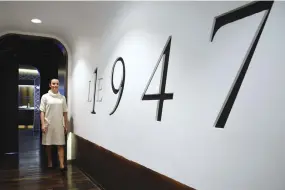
[109,57,126,115]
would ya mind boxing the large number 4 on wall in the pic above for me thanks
[211,1,274,128]
[141,36,174,122]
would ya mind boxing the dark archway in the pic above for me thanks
[0,33,68,99]
[0,33,68,169]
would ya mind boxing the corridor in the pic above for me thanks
[0,1,285,189]
[0,129,100,190]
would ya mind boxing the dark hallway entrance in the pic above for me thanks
[0,33,102,190]
[0,51,19,169]
[0,33,68,170]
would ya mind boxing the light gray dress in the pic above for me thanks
[40,90,68,145]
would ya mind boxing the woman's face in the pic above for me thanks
[50,79,59,93]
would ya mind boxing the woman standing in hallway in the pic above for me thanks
[40,78,68,173]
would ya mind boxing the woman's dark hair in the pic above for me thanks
[49,78,59,84]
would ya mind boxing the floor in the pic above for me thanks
[0,129,101,190]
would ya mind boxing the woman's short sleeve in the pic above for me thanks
[40,95,46,112]
[63,96,68,112]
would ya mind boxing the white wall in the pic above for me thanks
[70,1,285,190]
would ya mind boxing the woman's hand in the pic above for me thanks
[42,125,47,133]
[63,112,68,135]
[64,125,68,134]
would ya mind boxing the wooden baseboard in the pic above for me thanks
[67,159,75,165]
[74,135,195,190]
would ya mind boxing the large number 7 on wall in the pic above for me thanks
[211,1,274,128]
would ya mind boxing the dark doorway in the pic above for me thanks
[18,65,41,169]
[0,33,68,170]
[0,52,19,169]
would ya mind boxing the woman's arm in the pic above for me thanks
[63,112,68,133]
[63,96,68,133]
[40,95,47,133]
[40,112,47,133]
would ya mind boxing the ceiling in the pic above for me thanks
[0,1,129,49]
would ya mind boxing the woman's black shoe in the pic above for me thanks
[59,167,66,175]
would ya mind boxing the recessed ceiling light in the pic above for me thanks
[31,18,42,24]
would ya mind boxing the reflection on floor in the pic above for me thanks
[0,129,101,190]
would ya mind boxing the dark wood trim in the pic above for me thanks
[74,134,195,190]
[67,159,75,165]
[76,164,106,190]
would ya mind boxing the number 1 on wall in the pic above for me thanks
[91,68,98,114]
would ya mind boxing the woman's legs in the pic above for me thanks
[46,145,52,167]
[57,145,65,169]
